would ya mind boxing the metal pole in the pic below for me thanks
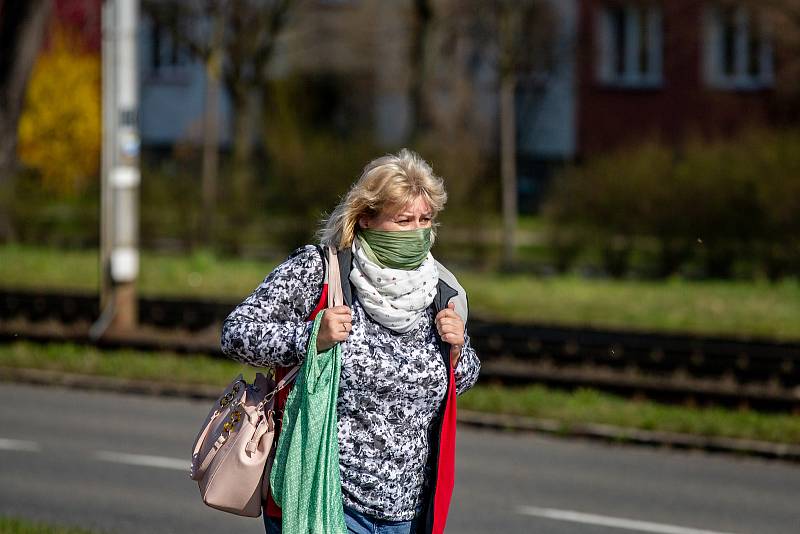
[94,0,140,338]
[99,0,115,314]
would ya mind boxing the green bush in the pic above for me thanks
[4,167,99,248]
[261,76,383,252]
[542,129,800,279]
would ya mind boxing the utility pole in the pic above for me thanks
[94,0,140,339]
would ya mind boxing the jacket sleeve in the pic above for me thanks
[220,245,324,367]
[454,331,480,396]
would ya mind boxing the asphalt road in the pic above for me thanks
[0,383,798,534]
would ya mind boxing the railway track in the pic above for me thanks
[2,289,799,411]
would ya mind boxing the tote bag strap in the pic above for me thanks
[325,246,344,308]
[274,246,341,390]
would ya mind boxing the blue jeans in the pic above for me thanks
[264,505,418,534]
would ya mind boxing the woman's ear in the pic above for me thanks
[358,216,369,229]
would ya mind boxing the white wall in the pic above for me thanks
[137,16,233,147]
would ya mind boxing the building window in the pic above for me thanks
[596,3,663,88]
[704,4,773,90]
[148,19,191,82]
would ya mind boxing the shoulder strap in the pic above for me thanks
[278,245,332,386]
[325,246,344,308]
[336,247,354,306]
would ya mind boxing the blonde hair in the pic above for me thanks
[319,149,448,250]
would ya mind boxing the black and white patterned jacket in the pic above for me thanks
[220,245,480,530]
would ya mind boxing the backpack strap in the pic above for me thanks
[434,260,468,323]
[336,247,354,306]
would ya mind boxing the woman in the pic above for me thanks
[220,149,481,534]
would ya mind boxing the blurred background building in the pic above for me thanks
[2,0,798,275]
[42,1,788,203]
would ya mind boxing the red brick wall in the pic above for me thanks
[577,0,774,158]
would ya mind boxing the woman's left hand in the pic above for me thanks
[435,301,465,367]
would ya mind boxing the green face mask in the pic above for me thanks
[358,227,432,270]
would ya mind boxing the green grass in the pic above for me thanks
[458,384,800,444]
[0,517,101,534]
[455,270,800,341]
[2,340,799,445]
[2,243,800,340]
[0,243,277,298]
[0,340,265,386]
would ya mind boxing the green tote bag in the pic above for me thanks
[269,309,347,533]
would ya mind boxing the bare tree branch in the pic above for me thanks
[0,0,53,240]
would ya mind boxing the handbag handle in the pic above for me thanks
[192,365,302,478]
[190,382,255,479]
[256,364,301,411]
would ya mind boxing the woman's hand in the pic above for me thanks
[316,305,353,352]
[435,301,465,367]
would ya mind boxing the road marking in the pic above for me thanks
[516,506,741,534]
[0,438,41,452]
[94,451,188,471]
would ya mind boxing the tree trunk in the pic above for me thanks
[201,62,220,248]
[231,87,254,164]
[0,0,53,241]
[0,0,53,181]
[409,0,432,138]
[228,82,257,242]
[200,13,225,248]
[500,72,517,269]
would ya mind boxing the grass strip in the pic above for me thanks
[0,243,275,299]
[457,270,800,341]
[0,517,101,534]
[0,340,265,387]
[2,243,799,341]
[2,340,799,445]
[458,384,800,445]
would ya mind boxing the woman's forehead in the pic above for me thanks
[390,196,432,216]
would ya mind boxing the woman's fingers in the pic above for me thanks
[326,306,352,322]
[436,300,464,345]
[435,308,458,321]
[436,317,461,330]
[316,306,352,351]
[436,313,465,346]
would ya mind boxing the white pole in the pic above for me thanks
[95,0,140,337]
[99,0,115,314]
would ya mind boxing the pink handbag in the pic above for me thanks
[189,367,299,516]
[190,245,341,517]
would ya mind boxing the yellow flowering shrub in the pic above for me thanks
[17,27,101,196]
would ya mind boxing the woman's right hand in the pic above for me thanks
[316,305,352,352]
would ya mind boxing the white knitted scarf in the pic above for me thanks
[349,236,439,333]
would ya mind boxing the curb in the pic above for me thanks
[2,366,799,463]
[0,366,222,401]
